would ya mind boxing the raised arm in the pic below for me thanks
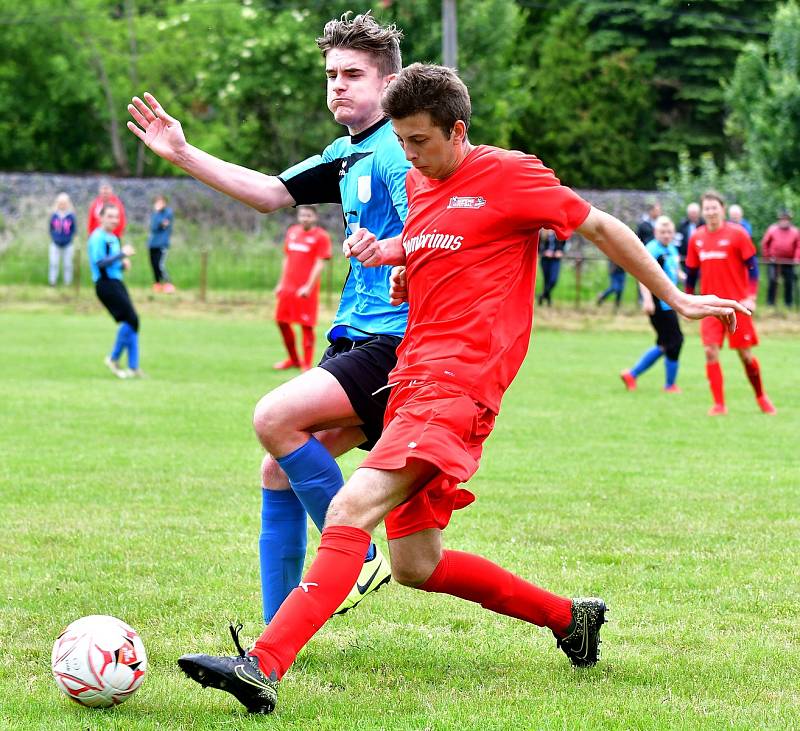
[127,93,294,214]
[577,206,749,328]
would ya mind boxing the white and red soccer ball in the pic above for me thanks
[51,615,147,708]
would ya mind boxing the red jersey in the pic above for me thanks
[686,222,756,300]
[275,224,332,326]
[87,194,127,238]
[391,146,590,413]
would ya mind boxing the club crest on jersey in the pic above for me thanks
[447,196,486,209]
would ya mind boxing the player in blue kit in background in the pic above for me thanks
[620,216,684,392]
[127,12,410,620]
[88,205,142,379]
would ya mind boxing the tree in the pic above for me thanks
[520,6,655,188]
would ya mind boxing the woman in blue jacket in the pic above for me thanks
[148,194,174,292]
[48,193,77,286]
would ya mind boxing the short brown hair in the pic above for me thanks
[382,63,471,137]
[317,12,402,77]
[701,190,725,206]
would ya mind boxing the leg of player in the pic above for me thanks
[259,425,367,623]
[178,461,435,714]
[275,322,301,370]
[300,325,315,371]
[621,344,663,390]
[662,313,683,393]
[254,368,388,613]
[704,344,727,415]
[737,347,776,414]
[390,528,606,668]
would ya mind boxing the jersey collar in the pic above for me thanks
[350,117,390,144]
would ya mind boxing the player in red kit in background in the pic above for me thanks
[273,205,332,371]
[685,191,776,416]
[177,64,749,715]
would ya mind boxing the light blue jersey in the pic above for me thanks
[646,238,680,310]
[279,118,410,341]
[88,228,124,282]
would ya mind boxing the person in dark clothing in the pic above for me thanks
[677,202,703,266]
[148,194,175,292]
[537,228,566,306]
[636,201,661,244]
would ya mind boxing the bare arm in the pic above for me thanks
[127,93,294,214]
[297,258,327,298]
[577,207,749,328]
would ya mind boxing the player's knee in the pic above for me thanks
[390,558,436,588]
[666,338,683,361]
[252,395,287,447]
[704,346,718,363]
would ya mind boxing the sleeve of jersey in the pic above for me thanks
[505,154,590,239]
[278,151,342,206]
[376,140,412,222]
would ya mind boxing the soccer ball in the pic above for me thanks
[51,615,147,708]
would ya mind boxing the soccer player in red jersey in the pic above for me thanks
[685,191,776,415]
[177,64,748,714]
[273,206,332,371]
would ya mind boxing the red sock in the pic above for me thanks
[301,325,315,369]
[743,356,764,398]
[705,362,725,405]
[277,322,300,365]
[250,525,370,679]
[419,550,574,636]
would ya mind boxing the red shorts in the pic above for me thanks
[360,381,496,540]
[701,313,759,349]
[275,291,319,326]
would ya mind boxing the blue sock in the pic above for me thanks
[259,488,307,623]
[277,436,376,561]
[630,346,663,377]
[127,328,139,369]
[110,323,129,361]
[665,358,679,387]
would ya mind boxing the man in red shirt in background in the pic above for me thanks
[761,210,800,308]
[686,191,776,415]
[273,205,332,371]
[177,64,748,715]
[87,181,127,238]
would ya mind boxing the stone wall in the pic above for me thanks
[0,172,669,235]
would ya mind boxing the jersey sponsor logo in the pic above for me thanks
[403,229,464,254]
[287,242,312,253]
[357,175,372,203]
[447,195,486,209]
[698,251,729,261]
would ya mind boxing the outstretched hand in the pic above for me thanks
[674,293,749,333]
[127,92,187,163]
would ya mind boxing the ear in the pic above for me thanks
[383,73,397,90]
[451,120,467,143]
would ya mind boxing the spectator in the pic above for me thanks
[148,194,175,293]
[273,205,332,371]
[537,228,565,306]
[728,204,752,236]
[636,201,661,244]
[596,260,626,309]
[677,202,703,265]
[761,210,800,307]
[48,193,77,286]
[87,181,126,238]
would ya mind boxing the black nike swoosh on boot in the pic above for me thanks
[356,564,383,594]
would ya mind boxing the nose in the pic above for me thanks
[331,72,347,93]
[404,147,417,162]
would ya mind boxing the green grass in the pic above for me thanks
[1,303,798,730]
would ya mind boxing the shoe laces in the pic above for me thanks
[229,622,247,658]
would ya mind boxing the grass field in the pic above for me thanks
[1,299,799,730]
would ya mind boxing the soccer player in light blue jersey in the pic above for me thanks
[127,13,411,621]
[620,216,684,392]
[87,205,141,379]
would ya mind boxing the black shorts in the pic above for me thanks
[95,278,139,331]
[318,334,401,450]
[649,308,682,352]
